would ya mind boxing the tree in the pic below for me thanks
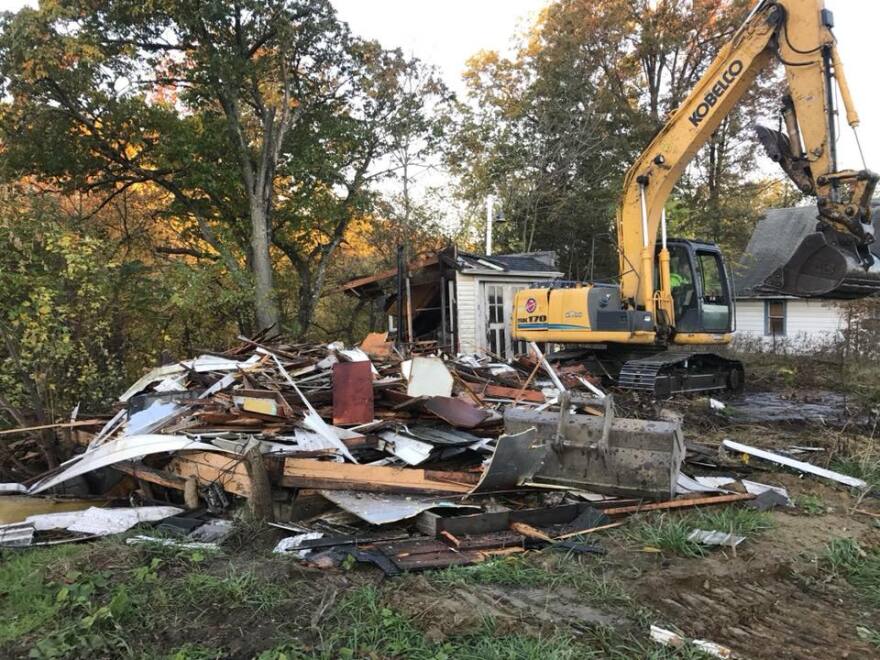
[0,0,439,335]
[0,188,125,472]
[449,0,777,276]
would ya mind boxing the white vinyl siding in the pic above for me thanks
[457,272,559,356]
[456,274,478,354]
[734,298,846,352]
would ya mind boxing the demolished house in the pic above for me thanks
[734,204,880,351]
[335,247,562,359]
[2,330,865,571]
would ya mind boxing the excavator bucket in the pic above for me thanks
[762,229,880,298]
[503,399,684,500]
[739,206,880,299]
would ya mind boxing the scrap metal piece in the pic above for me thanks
[274,532,325,557]
[332,361,374,426]
[650,625,733,659]
[747,489,791,511]
[271,354,357,463]
[378,431,433,466]
[317,490,477,525]
[722,439,868,489]
[741,479,793,506]
[119,354,262,402]
[125,399,187,436]
[125,536,221,551]
[0,522,35,547]
[687,529,746,548]
[28,435,234,495]
[423,397,491,429]
[0,506,182,543]
[405,426,482,447]
[470,428,546,494]
[405,356,453,398]
[505,407,684,500]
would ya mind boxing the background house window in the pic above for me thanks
[764,300,786,336]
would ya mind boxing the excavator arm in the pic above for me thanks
[616,0,878,321]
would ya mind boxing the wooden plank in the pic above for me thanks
[603,493,754,517]
[167,451,253,498]
[281,458,472,494]
[113,461,187,491]
[419,502,592,538]
[483,384,545,403]
[332,361,374,425]
[0,419,105,437]
[330,254,439,294]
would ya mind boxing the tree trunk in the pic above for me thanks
[249,201,280,333]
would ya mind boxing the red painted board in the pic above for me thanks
[332,361,374,425]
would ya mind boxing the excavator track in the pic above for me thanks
[617,352,744,399]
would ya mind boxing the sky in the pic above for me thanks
[1,0,878,185]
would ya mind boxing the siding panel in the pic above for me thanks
[456,274,477,353]
[734,299,846,352]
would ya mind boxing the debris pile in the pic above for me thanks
[0,334,870,569]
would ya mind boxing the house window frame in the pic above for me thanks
[764,299,787,337]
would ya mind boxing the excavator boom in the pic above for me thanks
[617,0,878,316]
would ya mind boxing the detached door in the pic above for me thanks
[482,282,527,359]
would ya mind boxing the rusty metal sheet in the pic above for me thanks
[423,396,491,429]
[332,361,374,426]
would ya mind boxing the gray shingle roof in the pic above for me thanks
[457,251,560,274]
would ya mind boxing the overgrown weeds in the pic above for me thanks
[822,538,880,608]
[624,506,773,557]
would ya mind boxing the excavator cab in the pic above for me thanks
[658,240,734,335]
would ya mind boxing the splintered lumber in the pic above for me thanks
[280,458,475,494]
[603,493,754,517]
[0,419,106,436]
[113,461,187,491]
[484,384,545,403]
[244,446,274,521]
[167,451,253,498]
[510,521,553,542]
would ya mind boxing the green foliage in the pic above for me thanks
[795,494,827,515]
[179,568,286,612]
[0,545,85,645]
[821,538,880,608]
[626,506,773,557]
[832,453,880,492]
[0,0,447,336]
[449,0,789,277]
[0,194,126,428]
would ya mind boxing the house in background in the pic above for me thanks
[338,247,562,359]
[733,205,880,352]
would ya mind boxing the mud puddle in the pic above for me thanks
[724,390,856,424]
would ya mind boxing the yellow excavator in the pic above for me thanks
[512,0,880,398]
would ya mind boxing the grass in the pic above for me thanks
[431,553,634,610]
[857,625,880,649]
[314,584,709,660]
[795,493,826,515]
[822,538,880,608]
[625,506,773,557]
[179,567,287,612]
[0,544,85,645]
[832,452,880,492]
